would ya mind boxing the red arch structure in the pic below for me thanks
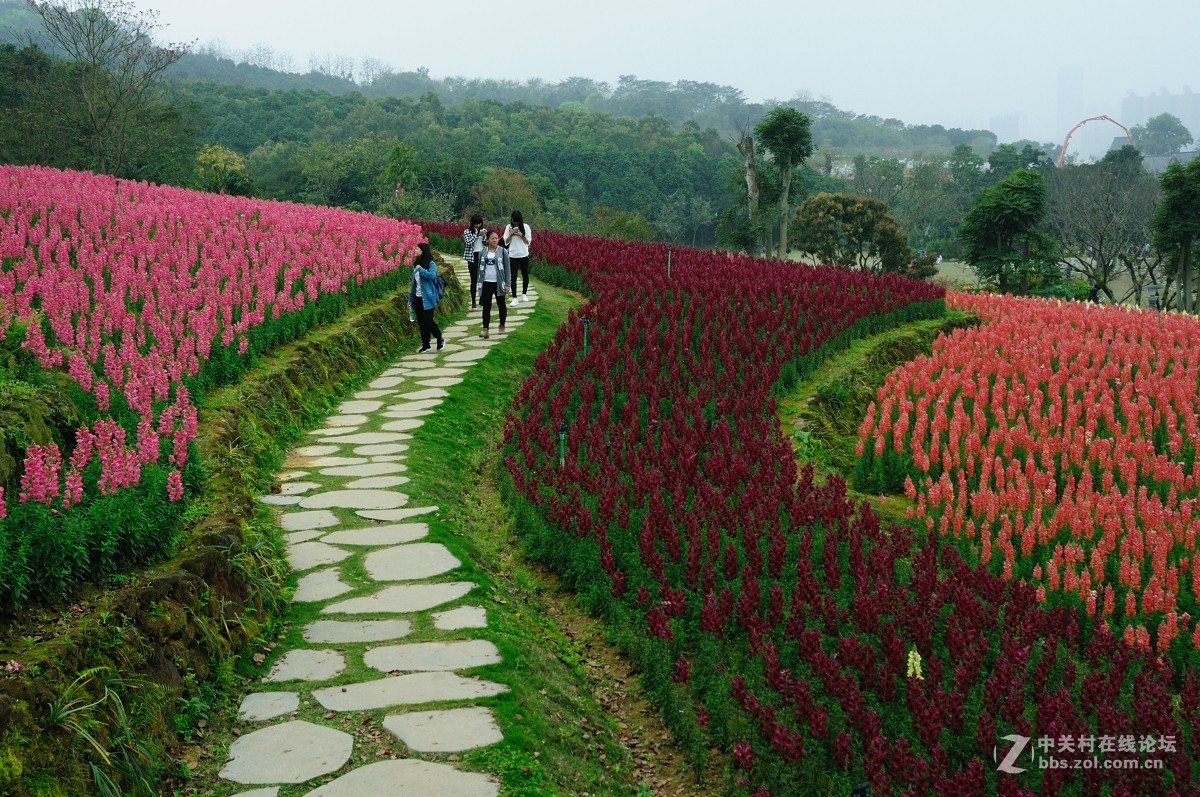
[1057,115,1135,167]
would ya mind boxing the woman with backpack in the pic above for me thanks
[409,242,445,353]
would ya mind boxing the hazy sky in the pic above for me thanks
[146,0,1197,154]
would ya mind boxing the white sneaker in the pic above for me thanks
[509,297,518,306]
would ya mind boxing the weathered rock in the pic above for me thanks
[321,582,475,615]
[219,720,352,785]
[311,671,507,711]
[303,619,412,644]
[362,543,461,581]
[363,639,501,673]
[383,706,503,752]
[304,759,499,797]
[238,692,299,722]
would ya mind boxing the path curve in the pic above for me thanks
[218,262,537,795]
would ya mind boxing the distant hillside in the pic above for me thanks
[168,48,998,158]
[0,0,996,158]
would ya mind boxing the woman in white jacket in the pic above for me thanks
[503,209,532,306]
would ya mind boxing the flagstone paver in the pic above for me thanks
[218,280,541,792]
[382,409,436,419]
[344,475,409,489]
[319,462,409,478]
[238,692,300,722]
[298,489,409,510]
[444,349,490,363]
[414,368,466,377]
[263,649,346,682]
[293,445,343,457]
[303,456,369,468]
[279,481,321,495]
[393,388,450,401]
[321,582,475,615]
[383,707,503,752]
[280,510,341,532]
[381,418,424,432]
[431,605,488,630]
[324,414,369,427]
[357,506,438,521]
[219,721,353,784]
[311,671,508,712]
[363,640,501,673]
[321,523,428,547]
[352,443,409,456]
[303,619,413,644]
[293,569,353,602]
[286,541,353,571]
[259,495,302,506]
[304,759,499,797]
[337,400,384,414]
[318,431,412,445]
[386,399,443,411]
[362,543,461,581]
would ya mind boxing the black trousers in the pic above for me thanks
[480,281,508,329]
[510,255,530,295]
[415,301,442,347]
[467,252,480,304]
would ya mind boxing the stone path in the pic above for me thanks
[218,263,539,795]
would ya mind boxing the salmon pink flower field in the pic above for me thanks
[857,292,1200,665]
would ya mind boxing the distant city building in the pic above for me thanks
[989,113,1021,144]
[1121,88,1200,143]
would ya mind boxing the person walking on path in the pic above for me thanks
[409,242,445,353]
[462,212,486,309]
[503,210,532,306]
[478,230,510,339]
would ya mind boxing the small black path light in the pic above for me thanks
[667,247,672,279]
[582,313,592,354]
[852,782,871,797]
[557,420,568,469]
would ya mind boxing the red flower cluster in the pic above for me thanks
[496,235,1198,794]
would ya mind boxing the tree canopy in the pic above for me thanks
[792,193,912,274]
[1132,113,1195,157]
[958,168,1060,294]
[755,107,813,258]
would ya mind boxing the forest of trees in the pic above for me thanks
[3,0,1199,307]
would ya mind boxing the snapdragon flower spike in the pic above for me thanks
[859,291,1200,652]
[1,164,422,515]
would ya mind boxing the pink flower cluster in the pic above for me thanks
[0,165,424,518]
